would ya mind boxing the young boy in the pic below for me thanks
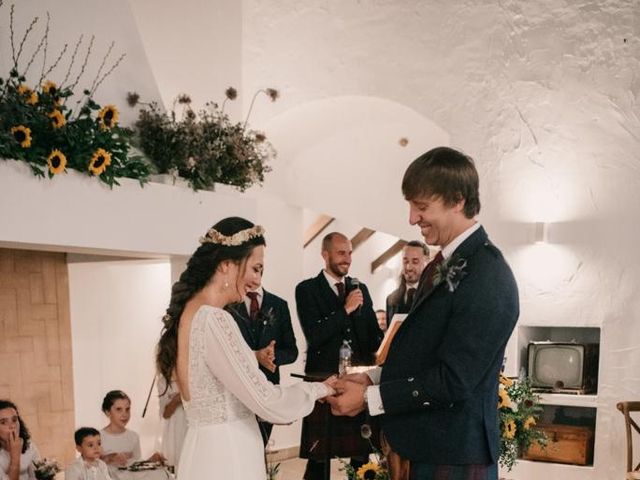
[65,427,113,480]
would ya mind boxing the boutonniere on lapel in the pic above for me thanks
[432,254,468,292]
[257,307,276,330]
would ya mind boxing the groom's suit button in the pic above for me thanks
[412,390,419,397]
[408,377,414,382]
[423,401,430,406]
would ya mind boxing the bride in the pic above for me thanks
[156,217,334,479]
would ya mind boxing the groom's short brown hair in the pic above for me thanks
[401,146,480,219]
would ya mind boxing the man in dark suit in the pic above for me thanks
[385,240,429,323]
[227,270,298,445]
[296,232,383,480]
[328,147,519,480]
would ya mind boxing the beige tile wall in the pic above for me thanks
[0,248,76,464]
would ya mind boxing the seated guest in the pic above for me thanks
[65,427,112,480]
[0,399,39,480]
[100,390,164,470]
[385,241,429,321]
[227,267,299,445]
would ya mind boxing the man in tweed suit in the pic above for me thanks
[328,147,519,480]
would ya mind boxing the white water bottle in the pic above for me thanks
[339,340,352,377]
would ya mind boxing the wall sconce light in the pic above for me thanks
[534,222,549,244]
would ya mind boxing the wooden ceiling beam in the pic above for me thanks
[351,228,375,251]
[370,239,407,273]
[303,215,335,248]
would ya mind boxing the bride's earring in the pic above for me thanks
[224,277,229,289]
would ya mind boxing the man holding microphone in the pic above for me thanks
[295,231,383,480]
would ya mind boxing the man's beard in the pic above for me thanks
[403,271,419,284]
[329,260,349,278]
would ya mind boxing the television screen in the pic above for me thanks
[530,344,584,388]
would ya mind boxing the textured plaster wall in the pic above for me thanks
[242,1,640,478]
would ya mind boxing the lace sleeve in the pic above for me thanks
[201,307,328,424]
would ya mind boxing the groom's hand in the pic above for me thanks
[326,379,367,416]
[340,372,373,386]
[255,340,277,372]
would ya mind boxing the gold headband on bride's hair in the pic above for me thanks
[199,225,265,246]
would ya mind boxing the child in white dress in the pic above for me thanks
[99,390,164,471]
[0,400,40,480]
[65,427,112,480]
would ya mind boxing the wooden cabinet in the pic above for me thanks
[523,424,594,466]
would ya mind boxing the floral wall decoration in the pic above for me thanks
[0,2,149,187]
[129,86,276,192]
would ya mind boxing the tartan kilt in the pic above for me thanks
[299,401,372,460]
[409,462,498,480]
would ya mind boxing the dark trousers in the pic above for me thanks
[409,462,497,480]
[303,456,368,480]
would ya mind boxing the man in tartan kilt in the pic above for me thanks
[296,232,383,480]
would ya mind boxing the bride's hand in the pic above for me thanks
[320,375,338,398]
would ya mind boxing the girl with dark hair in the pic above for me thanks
[0,400,39,480]
[155,217,335,479]
[99,390,164,470]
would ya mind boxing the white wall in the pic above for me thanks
[128,0,243,119]
[0,0,162,126]
[0,160,258,256]
[68,258,172,457]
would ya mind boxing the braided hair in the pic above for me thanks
[155,217,266,390]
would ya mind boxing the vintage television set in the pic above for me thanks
[527,341,599,394]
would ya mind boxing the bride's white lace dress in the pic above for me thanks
[177,306,327,479]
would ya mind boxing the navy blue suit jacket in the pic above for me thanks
[296,272,383,375]
[228,289,298,385]
[380,226,519,465]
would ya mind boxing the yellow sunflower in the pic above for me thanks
[17,84,38,105]
[98,105,119,129]
[89,148,112,175]
[499,374,514,387]
[498,388,511,409]
[524,416,536,430]
[41,80,57,95]
[48,109,66,129]
[47,149,67,175]
[10,125,32,148]
[41,80,62,104]
[356,462,381,480]
[503,419,517,439]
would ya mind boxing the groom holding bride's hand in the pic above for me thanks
[327,147,519,480]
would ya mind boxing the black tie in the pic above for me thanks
[335,282,346,303]
[406,287,416,307]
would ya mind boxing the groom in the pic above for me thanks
[327,147,519,480]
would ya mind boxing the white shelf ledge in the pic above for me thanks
[538,393,598,408]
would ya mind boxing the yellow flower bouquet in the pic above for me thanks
[0,4,149,187]
[338,424,389,480]
[498,374,547,470]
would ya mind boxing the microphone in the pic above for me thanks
[350,277,362,316]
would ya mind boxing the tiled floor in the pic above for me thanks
[276,457,345,480]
